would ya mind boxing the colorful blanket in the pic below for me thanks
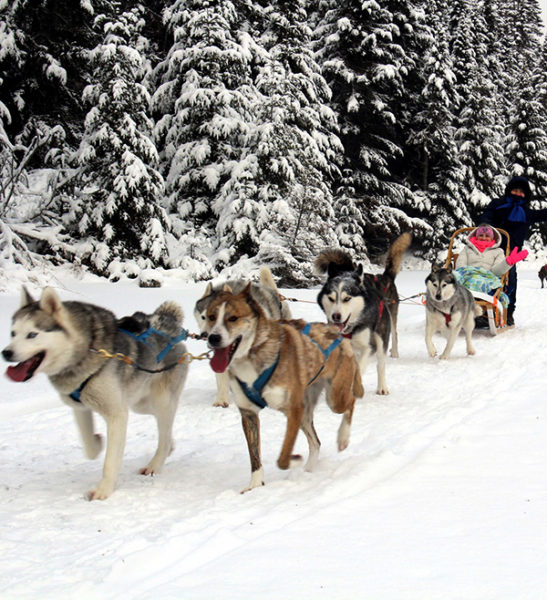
[454,266,509,308]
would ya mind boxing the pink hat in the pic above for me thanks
[475,225,494,238]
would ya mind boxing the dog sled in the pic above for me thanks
[444,227,511,335]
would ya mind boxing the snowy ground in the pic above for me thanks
[1,265,547,599]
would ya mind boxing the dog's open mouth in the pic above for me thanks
[5,352,45,382]
[333,314,352,334]
[210,337,241,373]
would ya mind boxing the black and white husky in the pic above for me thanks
[315,233,411,395]
[425,265,482,360]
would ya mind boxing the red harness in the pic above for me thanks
[443,312,451,325]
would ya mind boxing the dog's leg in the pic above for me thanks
[374,334,389,395]
[73,406,103,459]
[463,312,476,356]
[301,385,321,472]
[337,400,355,452]
[390,307,399,358]
[277,397,304,470]
[87,408,128,501]
[425,314,437,357]
[213,372,230,408]
[239,408,264,493]
[139,395,178,476]
[439,321,462,360]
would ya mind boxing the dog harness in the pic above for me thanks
[119,326,189,363]
[69,374,94,403]
[301,322,343,384]
[235,353,280,409]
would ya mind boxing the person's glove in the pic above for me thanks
[506,247,528,266]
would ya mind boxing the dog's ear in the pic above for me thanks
[445,264,453,274]
[222,283,233,293]
[431,263,441,273]
[241,283,253,297]
[199,282,213,299]
[20,286,35,308]
[39,287,64,317]
[356,264,364,277]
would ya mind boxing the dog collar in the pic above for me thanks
[235,353,280,410]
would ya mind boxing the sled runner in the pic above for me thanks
[444,227,511,335]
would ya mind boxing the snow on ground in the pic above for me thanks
[1,266,547,599]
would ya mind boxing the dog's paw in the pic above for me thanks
[376,387,390,395]
[439,353,450,360]
[240,467,264,493]
[467,348,476,356]
[213,399,229,408]
[86,481,114,501]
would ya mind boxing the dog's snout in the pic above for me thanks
[208,333,222,347]
[332,313,341,323]
[2,348,13,361]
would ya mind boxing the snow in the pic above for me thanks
[1,265,547,599]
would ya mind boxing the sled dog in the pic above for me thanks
[2,287,188,500]
[425,264,482,359]
[194,267,291,407]
[315,232,411,394]
[539,265,547,288]
[205,285,363,492]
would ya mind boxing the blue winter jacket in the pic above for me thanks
[479,176,547,249]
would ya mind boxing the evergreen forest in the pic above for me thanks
[2,0,547,285]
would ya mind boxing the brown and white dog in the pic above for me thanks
[204,285,363,492]
[539,265,547,288]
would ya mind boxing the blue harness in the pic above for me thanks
[119,326,189,363]
[235,323,343,409]
[236,353,280,410]
[70,326,188,402]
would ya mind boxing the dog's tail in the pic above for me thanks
[383,232,412,281]
[151,301,185,337]
[260,267,292,319]
[314,248,355,278]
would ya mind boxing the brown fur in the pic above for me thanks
[205,286,363,492]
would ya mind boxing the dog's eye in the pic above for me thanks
[342,297,351,303]
[26,332,38,339]
[10,331,15,338]
[328,296,336,303]
[208,314,216,322]
[228,316,238,322]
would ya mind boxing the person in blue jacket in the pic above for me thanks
[479,175,547,325]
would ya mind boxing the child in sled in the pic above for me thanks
[454,224,527,325]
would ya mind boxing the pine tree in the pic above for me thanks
[70,7,168,273]
[451,0,506,218]
[222,0,343,282]
[151,0,258,276]
[313,0,422,256]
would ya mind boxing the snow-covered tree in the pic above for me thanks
[151,0,259,277]
[70,7,168,274]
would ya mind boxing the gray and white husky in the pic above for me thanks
[2,287,188,500]
[194,267,291,407]
[315,233,411,395]
[425,265,482,360]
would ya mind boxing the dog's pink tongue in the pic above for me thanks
[6,359,34,382]
[210,347,230,373]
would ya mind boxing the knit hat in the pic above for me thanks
[475,225,494,238]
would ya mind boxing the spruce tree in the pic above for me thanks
[70,7,168,273]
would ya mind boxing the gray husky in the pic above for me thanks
[2,287,188,500]
[315,233,411,395]
[194,267,291,407]
[425,265,482,360]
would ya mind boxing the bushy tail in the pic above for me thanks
[151,301,185,337]
[314,248,355,278]
[384,232,412,281]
